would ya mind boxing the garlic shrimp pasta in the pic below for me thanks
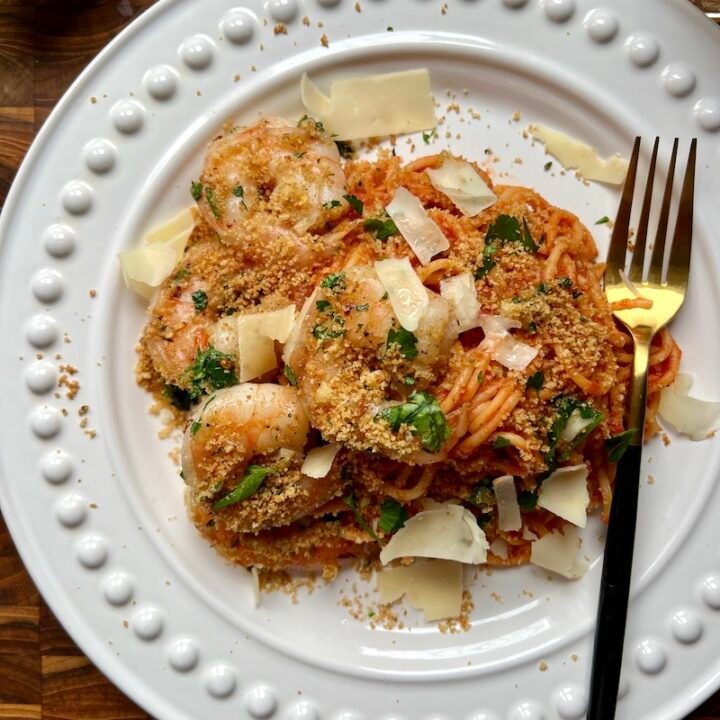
[133,115,680,578]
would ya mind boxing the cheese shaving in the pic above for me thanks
[377,559,463,622]
[478,314,538,371]
[118,207,195,299]
[439,273,481,332]
[529,124,629,185]
[236,306,296,382]
[489,538,509,560]
[658,373,720,441]
[301,443,341,478]
[537,464,589,527]
[379,502,488,565]
[385,187,449,266]
[374,258,429,332]
[530,525,588,579]
[559,410,596,443]
[426,157,497,216]
[300,70,436,141]
[492,475,522,532]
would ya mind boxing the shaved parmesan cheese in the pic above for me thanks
[379,502,489,565]
[250,566,260,608]
[489,538,509,560]
[559,409,596,443]
[426,157,497,216]
[374,258,429,332]
[477,314,538,370]
[119,207,195,298]
[439,273,481,332]
[386,187,449,265]
[301,443,341,478]
[377,559,463,622]
[522,527,539,542]
[530,525,588,579]
[537,464,589,527]
[658,373,720,441]
[282,289,317,364]
[236,306,296,382]
[529,124,629,185]
[211,316,238,356]
[300,70,436,141]
[493,475,522,532]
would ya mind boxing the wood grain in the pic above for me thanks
[0,2,718,718]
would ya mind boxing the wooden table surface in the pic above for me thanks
[1,1,719,718]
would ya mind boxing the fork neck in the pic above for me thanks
[625,326,653,446]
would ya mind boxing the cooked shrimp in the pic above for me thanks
[182,383,346,533]
[286,265,458,462]
[197,117,350,266]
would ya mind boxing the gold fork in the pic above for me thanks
[587,136,697,720]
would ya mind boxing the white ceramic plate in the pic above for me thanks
[2,1,720,718]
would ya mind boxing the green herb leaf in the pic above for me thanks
[184,346,238,400]
[192,289,208,312]
[355,303,369,312]
[526,321,538,334]
[526,371,544,396]
[403,374,415,386]
[283,364,297,387]
[320,272,346,292]
[378,499,408,534]
[323,199,342,210]
[378,391,451,453]
[475,241,498,279]
[190,181,203,201]
[605,428,638,462]
[468,482,495,508]
[335,140,354,158]
[297,114,325,132]
[174,267,191,282]
[546,396,604,464]
[312,323,345,342]
[190,420,202,436]
[205,187,221,219]
[557,277,573,289]
[595,216,610,225]
[343,194,364,215]
[315,299,331,312]
[387,327,418,359]
[536,282,549,294]
[422,131,433,144]
[521,218,540,252]
[213,465,273,510]
[543,161,553,171]
[344,492,380,541]
[364,216,399,241]
[492,435,511,449]
[163,384,194,411]
[517,490,538,509]
[486,214,521,244]
[232,185,248,209]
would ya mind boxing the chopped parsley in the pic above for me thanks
[468,481,495,508]
[595,216,610,225]
[174,267,191,283]
[378,391,451,453]
[311,305,345,342]
[283,364,297,387]
[543,161,553,171]
[293,151,306,159]
[475,215,540,278]
[364,216,399,241]
[323,199,342,210]
[492,435,511,449]
[335,140,354,158]
[546,396,603,464]
[422,131,433,144]
[521,218,540,252]
[557,277,573,289]
[526,370,544,396]
[190,181,203,201]
[403,374,415,386]
[605,428,638,462]
[536,282,549,294]
[311,324,344,341]
[378,498,408,534]
[526,321,538,334]
[355,303,369,312]
[344,492,379,541]
[184,346,238,400]
[387,327,418,359]
[213,465,273,510]
[315,299,331,312]
[320,272,346,292]
[517,490,538,510]
[475,241,499,279]
[232,185,247,209]
[190,420,202,436]
[343,193,364,215]
[205,187,221,219]
[191,289,208,312]
[163,384,193,411]
[297,114,324,132]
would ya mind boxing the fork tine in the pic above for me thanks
[606,137,641,285]
[647,139,679,284]
[628,137,659,283]
[666,139,697,290]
